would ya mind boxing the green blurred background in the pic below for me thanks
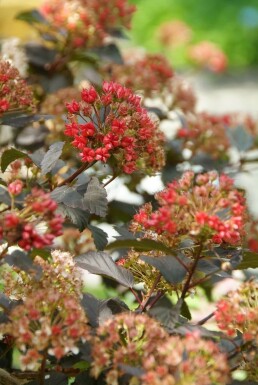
[129,0,258,68]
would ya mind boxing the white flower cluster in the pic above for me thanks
[1,38,28,77]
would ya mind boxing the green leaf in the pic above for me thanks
[140,255,189,284]
[88,224,108,250]
[83,177,108,217]
[1,148,27,172]
[40,141,64,175]
[16,9,47,24]
[237,250,258,269]
[106,238,173,254]
[75,251,134,288]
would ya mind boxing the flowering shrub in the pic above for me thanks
[188,41,228,73]
[0,1,257,385]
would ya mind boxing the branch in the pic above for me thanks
[140,273,162,312]
[57,161,96,187]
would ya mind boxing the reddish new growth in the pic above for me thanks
[91,313,229,385]
[215,280,258,344]
[1,288,89,370]
[40,0,136,49]
[0,187,63,250]
[0,59,35,116]
[188,41,228,73]
[65,81,165,174]
[131,171,246,247]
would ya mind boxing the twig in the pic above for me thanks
[140,273,162,312]
[39,351,47,385]
[147,290,164,311]
[103,174,118,188]
[130,288,142,307]
[196,311,215,325]
[181,244,203,299]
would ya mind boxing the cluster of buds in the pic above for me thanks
[103,53,174,97]
[3,250,83,301]
[41,86,81,143]
[91,313,229,385]
[215,280,258,344]
[40,0,136,49]
[188,41,228,73]
[65,81,165,174]
[0,59,35,116]
[177,112,257,159]
[103,54,196,112]
[1,287,89,370]
[131,171,246,247]
[0,187,63,251]
[177,112,231,159]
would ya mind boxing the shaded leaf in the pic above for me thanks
[16,9,47,24]
[98,298,129,325]
[181,300,191,320]
[73,371,96,385]
[25,44,57,67]
[88,224,108,250]
[1,148,27,172]
[140,255,189,284]
[118,364,144,378]
[81,294,129,327]
[150,298,183,329]
[237,250,258,269]
[2,114,51,128]
[5,250,42,279]
[175,324,222,339]
[51,186,83,207]
[106,238,173,255]
[113,225,138,240]
[40,141,64,175]
[0,294,11,311]
[27,372,68,385]
[81,293,102,327]
[75,251,134,288]
[59,204,90,232]
[90,43,123,64]
[83,177,108,217]
[0,185,11,206]
[196,259,221,274]
[227,126,254,152]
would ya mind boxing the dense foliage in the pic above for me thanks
[0,1,257,385]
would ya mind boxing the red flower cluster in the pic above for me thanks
[65,81,165,174]
[177,112,257,159]
[0,187,63,250]
[0,59,35,116]
[40,0,136,49]
[131,171,246,246]
[177,112,231,159]
[91,313,229,385]
[215,280,258,344]
[1,288,89,370]
[104,53,174,97]
[188,41,228,73]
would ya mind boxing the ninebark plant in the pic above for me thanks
[0,1,257,384]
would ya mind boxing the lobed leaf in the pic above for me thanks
[40,141,64,175]
[75,251,134,288]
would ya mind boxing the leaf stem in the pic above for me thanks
[196,311,215,325]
